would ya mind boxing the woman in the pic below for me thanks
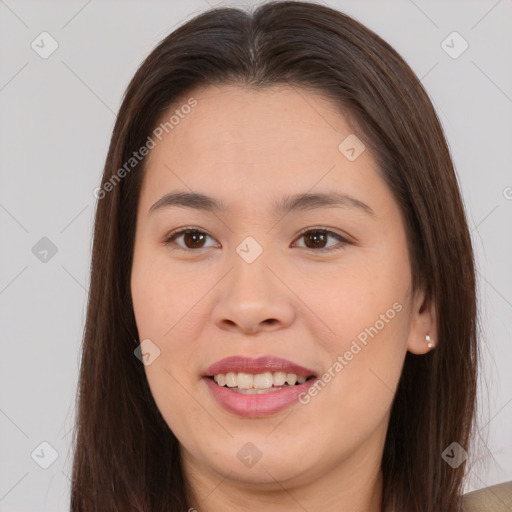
[70,2,508,510]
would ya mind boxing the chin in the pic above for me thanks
[185,436,319,488]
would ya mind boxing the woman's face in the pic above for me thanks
[131,84,435,492]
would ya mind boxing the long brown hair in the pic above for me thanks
[70,2,478,510]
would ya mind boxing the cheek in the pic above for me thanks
[131,247,200,341]
[296,302,409,458]
[292,249,411,430]
[294,246,410,354]
[131,261,203,385]
[131,268,206,444]
[131,249,211,421]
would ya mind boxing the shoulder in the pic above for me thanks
[462,480,512,512]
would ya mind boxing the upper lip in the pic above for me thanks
[204,356,317,378]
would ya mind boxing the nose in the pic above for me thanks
[211,254,296,335]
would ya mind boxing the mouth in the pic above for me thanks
[202,356,318,417]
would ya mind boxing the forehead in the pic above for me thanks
[140,84,384,212]
[151,84,352,163]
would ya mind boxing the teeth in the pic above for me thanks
[254,372,273,389]
[225,372,237,388]
[286,373,297,385]
[211,371,311,390]
[273,371,286,386]
[237,372,254,389]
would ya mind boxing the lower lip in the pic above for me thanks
[204,377,317,417]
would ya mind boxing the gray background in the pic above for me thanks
[0,0,511,509]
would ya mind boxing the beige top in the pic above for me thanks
[462,480,512,511]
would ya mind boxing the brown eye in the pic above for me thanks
[164,228,218,250]
[181,231,207,248]
[303,230,328,249]
[294,228,349,252]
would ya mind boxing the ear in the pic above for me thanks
[407,284,437,355]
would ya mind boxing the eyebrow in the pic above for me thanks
[149,190,374,216]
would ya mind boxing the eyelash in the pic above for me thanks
[163,226,351,253]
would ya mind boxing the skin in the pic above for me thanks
[130,84,437,512]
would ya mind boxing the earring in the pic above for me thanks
[426,334,434,348]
